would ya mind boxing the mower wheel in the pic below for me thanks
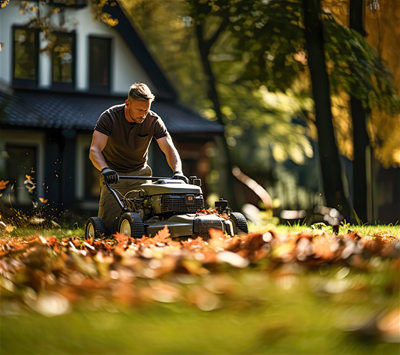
[230,212,249,234]
[85,217,106,239]
[118,212,145,238]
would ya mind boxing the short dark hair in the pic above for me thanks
[128,83,155,102]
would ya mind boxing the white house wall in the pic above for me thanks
[0,1,155,95]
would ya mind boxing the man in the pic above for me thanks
[89,83,188,234]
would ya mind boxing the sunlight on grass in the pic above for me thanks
[8,226,85,239]
[4,222,400,240]
[248,221,400,237]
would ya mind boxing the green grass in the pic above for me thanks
[1,223,399,354]
[7,226,85,239]
[4,222,400,240]
[2,270,399,355]
[248,222,400,237]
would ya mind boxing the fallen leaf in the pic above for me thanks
[0,180,9,190]
[153,226,171,244]
[113,231,128,243]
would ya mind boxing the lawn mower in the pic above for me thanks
[85,176,248,240]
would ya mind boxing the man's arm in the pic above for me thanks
[89,130,109,171]
[156,134,183,173]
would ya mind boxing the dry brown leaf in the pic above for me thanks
[0,180,9,190]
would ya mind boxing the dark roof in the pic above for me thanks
[105,2,178,101]
[0,89,224,135]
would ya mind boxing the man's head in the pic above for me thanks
[125,83,155,124]
[128,83,155,102]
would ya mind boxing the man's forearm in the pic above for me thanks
[165,148,182,173]
[89,147,108,171]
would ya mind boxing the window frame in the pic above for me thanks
[12,26,40,89]
[88,35,112,94]
[51,31,76,91]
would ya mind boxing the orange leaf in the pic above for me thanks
[39,197,48,203]
[0,180,9,190]
[182,237,206,249]
[25,175,32,181]
[153,225,171,243]
[113,231,128,243]
[313,237,333,260]
[209,228,225,240]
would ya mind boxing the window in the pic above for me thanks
[4,144,37,206]
[52,32,75,89]
[0,131,45,206]
[13,27,39,87]
[89,36,111,93]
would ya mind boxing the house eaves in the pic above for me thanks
[0,89,224,136]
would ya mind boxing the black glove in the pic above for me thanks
[102,167,119,184]
[172,171,188,184]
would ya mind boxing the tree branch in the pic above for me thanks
[205,16,230,51]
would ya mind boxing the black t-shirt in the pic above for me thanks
[94,104,168,172]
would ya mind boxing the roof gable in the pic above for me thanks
[104,2,178,101]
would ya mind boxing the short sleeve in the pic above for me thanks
[154,117,168,140]
[94,112,113,136]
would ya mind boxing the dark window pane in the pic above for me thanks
[14,29,37,80]
[4,145,37,205]
[52,34,74,83]
[89,37,111,91]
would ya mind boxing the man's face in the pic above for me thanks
[125,99,152,124]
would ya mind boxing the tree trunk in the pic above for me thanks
[302,0,352,219]
[350,0,370,222]
[194,22,239,209]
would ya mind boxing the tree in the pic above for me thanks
[349,0,369,222]
[188,0,239,208]
[302,0,351,218]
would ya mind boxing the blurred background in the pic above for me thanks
[0,0,399,225]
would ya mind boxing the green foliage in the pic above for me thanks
[324,13,400,115]
[227,0,400,115]
[218,83,314,167]
[228,0,306,92]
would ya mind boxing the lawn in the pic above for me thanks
[1,223,399,354]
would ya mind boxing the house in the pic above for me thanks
[0,0,224,217]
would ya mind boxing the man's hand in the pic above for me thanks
[172,171,188,184]
[102,168,119,184]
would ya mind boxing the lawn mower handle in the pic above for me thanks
[118,176,170,180]
[103,176,176,212]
